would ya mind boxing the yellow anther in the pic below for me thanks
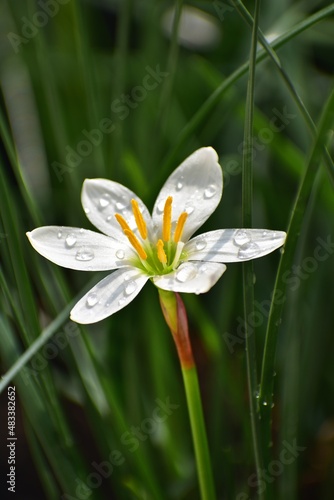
[156,239,167,264]
[115,213,131,233]
[163,196,173,242]
[173,212,188,243]
[124,229,147,260]
[131,199,147,239]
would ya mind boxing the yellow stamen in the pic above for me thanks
[115,213,131,233]
[131,199,147,239]
[156,239,167,264]
[173,212,188,243]
[124,229,147,260]
[163,196,173,242]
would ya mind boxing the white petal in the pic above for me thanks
[153,261,226,294]
[27,226,135,271]
[184,229,286,262]
[152,147,222,242]
[70,267,149,324]
[81,178,153,241]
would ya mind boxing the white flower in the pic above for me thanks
[27,147,286,324]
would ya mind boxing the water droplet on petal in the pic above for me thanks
[176,263,197,282]
[116,249,125,260]
[262,400,268,406]
[233,229,252,246]
[262,230,268,237]
[65,234,77,248]
[106,215,112,222]
[116,200,127,211]
[195,238,207,251]
[86,292,98,307]
[124,280,137,296]
[75,248,95,261]
[237,242,260,260]
[99,193,111,208]
[199,264,207,273]
[156,200,165,214]
[57,231,62,239]
[186,206,194,215]
[176,177,183,191]
[84,207,90,214]
[204,184,217,199]
[106,302,111,307]
[118,297,126,306]
[79,228,84,234]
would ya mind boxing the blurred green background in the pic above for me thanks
[1,0,334,498]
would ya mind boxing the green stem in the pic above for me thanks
[181,365,216,500]
[158,289,216,499]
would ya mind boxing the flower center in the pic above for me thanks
[115,197,188,274]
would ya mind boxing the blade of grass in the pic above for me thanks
[149,3,334,197]
[231,0,334,185]
[258,86,334,463]
[241,1,265,498]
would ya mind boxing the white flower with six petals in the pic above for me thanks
[27,147,286,324]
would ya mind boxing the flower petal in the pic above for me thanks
[70,267,149,324]
[152,147,222,242]
[81,178,153,241]
[153,261,226,294]
[184,229,286,262]
[27,226,136,271]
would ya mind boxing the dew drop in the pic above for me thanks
[65,234,77,248]
[199,264,207,273]
[57,231,62,239]
[124,280,137,296]
[176,177,183,191]
[156,200,165,214]
[262,230,268,237]
[176,263,197,282]
[86,292,98,308]
[116,200,127,211]
[195,238,207,251]
[118,297,126,306]
[204,184,217,199]
[106,302,111,307]
[262,400,268,406]
[99,193,111,208]
[237,241,260,260]
[233,229,251,246]
[79,228,84,234]
[186,206,194,215]
[75,248,95,261]
[116,249,125,260]
[106,215,112,222]
[84,207,90,214]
